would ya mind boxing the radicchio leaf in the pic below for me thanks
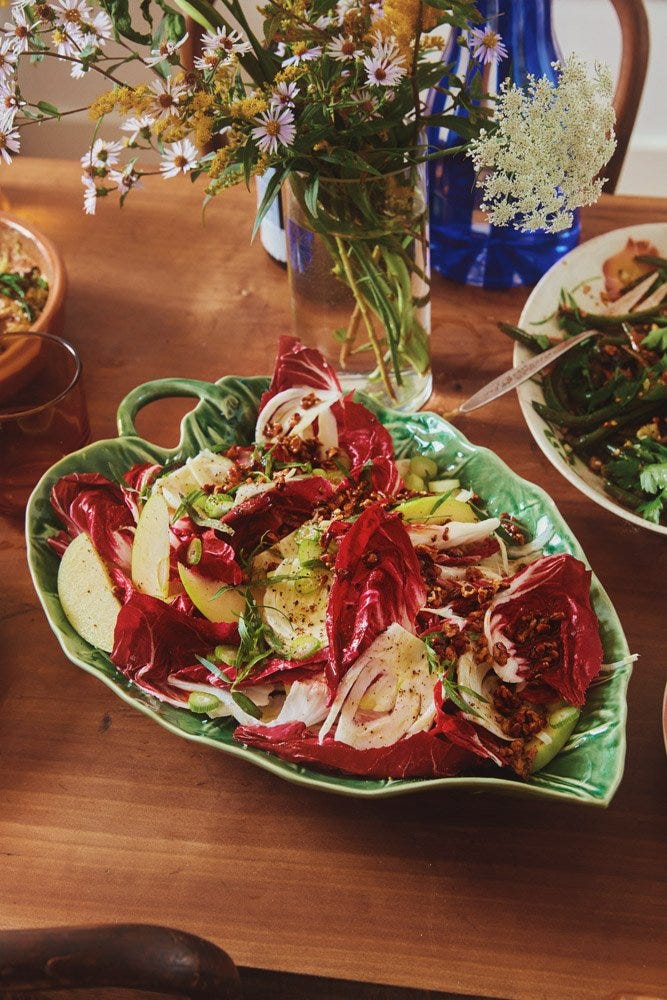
[234,720,475,779]
[485,553,603,706]
[221,476,334,559]
[259,335,341,413]
[171,648,328,690]
[171,522,244,584]
[332,395,403,494]
[111,591,239,703]
[49,472,135,573]
[326,504,427,689]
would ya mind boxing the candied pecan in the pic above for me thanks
[497,739,538,779]
[301,392,321,409]
[493,641,509,666]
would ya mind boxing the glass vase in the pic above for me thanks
[427,0,580,289]
[284,165,432,412]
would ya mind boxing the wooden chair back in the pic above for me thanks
[606,0,650,192]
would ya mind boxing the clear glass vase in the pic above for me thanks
[284,166,432,412]
[426,0,580,289]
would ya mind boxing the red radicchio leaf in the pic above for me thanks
[435,536,500,566]
[120,462,163,520]
[326,504,427,690]
[487,553,603,707]
[331,395,403,495]
[433,682,506,767]
[259,335,341,413]
[111,591,239,703]
[221,476,334,558]
[170,520,244,585]
[234,720,475,779]
[171,648,328,690]
[49,472,135,572]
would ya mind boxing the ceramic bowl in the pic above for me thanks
[26,375,632,805]
[514,222,667,537]
[0,211,67,337]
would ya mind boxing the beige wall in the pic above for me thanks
[16,0,667,196]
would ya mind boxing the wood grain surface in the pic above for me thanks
[1,160,666,1000]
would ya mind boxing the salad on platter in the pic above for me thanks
[506,236,667,528]
[48,337,606,782]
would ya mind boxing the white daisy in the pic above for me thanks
[326,35,362,62]
[144,31,188,68]
[0,80,23,114]
[70,58,88,78]
[0,111,19,163]
[81,174,97,214]
[4,7,40,54]
[52,26,80,59]
[109,163,141,195]
[251,105,295,155]
[363,35,406,87]
[193,49,220,72]
[120,114,153,143]
[201,25,250,59]
[352,87,380,118]
[52,0,91,41]
[149,75,188,120]
[270,81,299,109]
[160,137,198,178]
[80,9,112,46]
[282,44,321,67]
[0,37,18,82]
[80,137,122,169]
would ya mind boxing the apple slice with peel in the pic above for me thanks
[178,563,246,623]
[529,704,581,772]
[131,493,171,599]
[57,532,121,652]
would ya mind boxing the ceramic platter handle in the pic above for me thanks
[116,377,221,442]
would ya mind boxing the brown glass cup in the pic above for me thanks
[0,332,90,517]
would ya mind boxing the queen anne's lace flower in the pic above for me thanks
[467,55,616,233]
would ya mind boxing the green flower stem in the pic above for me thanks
[334,235,396,401]
[339,302,361,368]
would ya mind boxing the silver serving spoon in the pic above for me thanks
[454,327,601,416]
[450,271,667,417]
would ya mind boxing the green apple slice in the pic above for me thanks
[57,532,121,652]
[395,493,477,524]
[529,703,581,772]
[178,563,246,623]
[131,493,171,599]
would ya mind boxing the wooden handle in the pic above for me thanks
[0,924,243,998]
[604,0,650,193]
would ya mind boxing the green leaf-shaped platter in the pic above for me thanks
[26,376,632,805]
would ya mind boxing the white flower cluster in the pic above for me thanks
[467,55,616,233]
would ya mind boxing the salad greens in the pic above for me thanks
[48,337,604,782]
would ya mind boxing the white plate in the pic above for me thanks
[514,222,667,536]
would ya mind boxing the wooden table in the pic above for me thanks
[1,160,666,1000]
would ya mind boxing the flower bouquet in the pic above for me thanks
[1,0,615,407]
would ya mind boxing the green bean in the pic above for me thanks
[497,322,550,353]
[602,482,643,510]
[632,254,667,271]
[571,400,666,451]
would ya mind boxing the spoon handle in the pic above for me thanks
[457,328,598,416]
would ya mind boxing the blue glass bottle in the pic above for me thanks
[427,0,580,289]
